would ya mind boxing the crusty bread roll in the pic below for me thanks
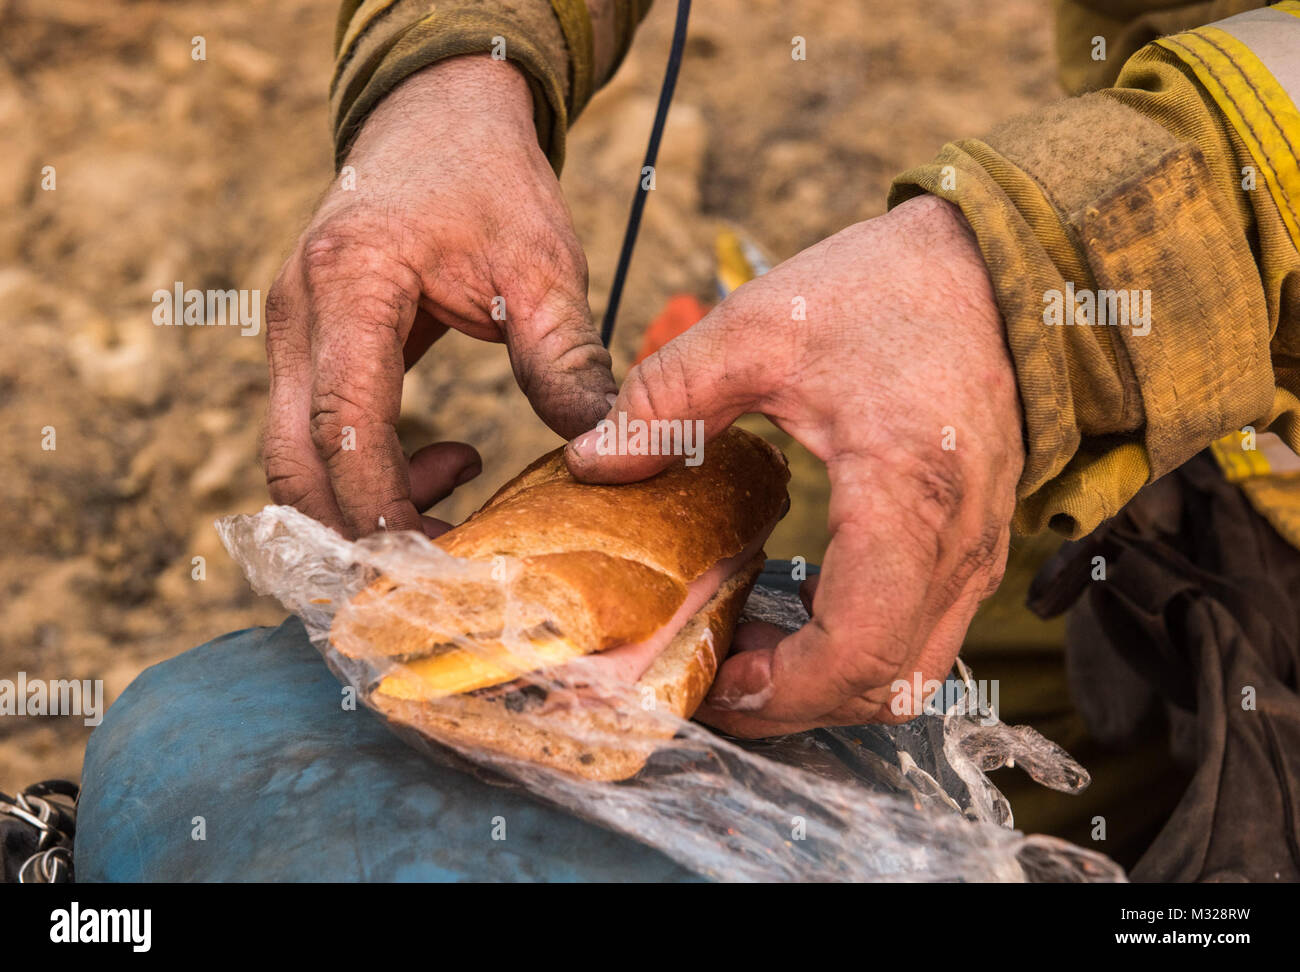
[372,555,764,781]
[330,426,789,780]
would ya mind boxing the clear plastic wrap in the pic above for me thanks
[216,505,1124,882]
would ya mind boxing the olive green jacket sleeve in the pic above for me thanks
[331,1,653,171]
[891,1,1300,538]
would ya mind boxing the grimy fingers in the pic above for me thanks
[700,452,953,734]
[503,279,616,441]
[262,260,347,531]
[703,447,1005,736]
[565,300,782,483]
[303,234,425,538]
[408,440,481,512]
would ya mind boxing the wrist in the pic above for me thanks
[349,55,538,162]
[909,195,1027,479]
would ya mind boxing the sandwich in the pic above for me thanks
[329,426,790,781]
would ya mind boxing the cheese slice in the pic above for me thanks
[376,633,588,700]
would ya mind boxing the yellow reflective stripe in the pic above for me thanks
[1211,432,1268,482]
[1157,7,1300,252]
[1209,430,1300,482]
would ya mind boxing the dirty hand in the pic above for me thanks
[263,55,615,539]
[565,195,1024,735]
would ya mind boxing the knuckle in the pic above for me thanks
[822,644,896,708]
[300,220,366,278]
[514,216,587,284]
[849,632,910,692]
[549,336,611,377]
[505,267,592,351]
[871,444,1007,601]
[864,443,965,545]
[262,444,322,508]
[822,649,874,701]
[624,350,686,420]
[516,298,608,378]
[807,615,904,703]
[299,219,419,318]
[308,388,366,461]
[537,231,588,290]
[266,340,308,384]
[902,452,966,527]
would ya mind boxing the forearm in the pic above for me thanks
[331,0,652,171]
[891,3,1300,537]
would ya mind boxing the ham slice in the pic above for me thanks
[547,528,770,689]
[466,525,771,712]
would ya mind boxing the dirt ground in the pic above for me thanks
[0,0,1057,784]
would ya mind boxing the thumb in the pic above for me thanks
[565,306,777,483]
[504,284,618,440]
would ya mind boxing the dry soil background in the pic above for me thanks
[0,0,1056,783]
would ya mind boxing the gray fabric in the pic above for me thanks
[1215,6,1300,108]
[1029,452,1300,882]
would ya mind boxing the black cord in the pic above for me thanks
[599,0,692,349]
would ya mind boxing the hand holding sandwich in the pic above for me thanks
[567,195,1025,737]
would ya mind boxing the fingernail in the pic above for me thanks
[707,657,773,711]
[605,392,619,407]
[568,430,600,461]
[454,462,482,487]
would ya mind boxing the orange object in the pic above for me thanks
[634,294,711,364]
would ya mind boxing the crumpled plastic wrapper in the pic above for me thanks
[217,505,1124,882]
